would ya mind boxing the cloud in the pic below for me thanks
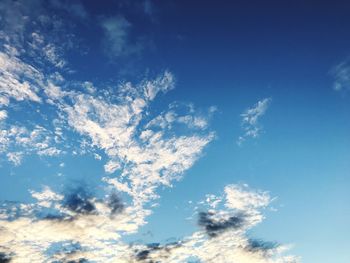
[100,15,141,58]
[0,0,43,45]
[0,51,43,106]
[0,184,146,261]
[237,98,271,145]
[126,184,298,263]
[245,238,278,254]
[146,103,215,131]
[0,252,11,263]
[0,2,298,261]
[0,59,215,261]
[0,124,64,166]
[224,184,271,211]
[6,152,23,166]
[42,44,66,68]
[63,187,97,215]
[0,110,7,121]
[30,186,63,208]
[107,192,124,215]
[331,59,350,92]
[49,0,88,20]
[198,211,246,237]
[0,179,298,262]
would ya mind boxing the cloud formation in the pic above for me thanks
[0,184,298,262]
[0,36,215,261]
[127,184,298,263]
[237,98,271,145]
[0,1,298,262]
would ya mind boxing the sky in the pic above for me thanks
[0,0,349,262]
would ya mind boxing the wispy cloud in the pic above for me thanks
[49,0,88,20]
[237,98,272,145]
[100,15,142,58]
[0,51,43,106]
[331,59,350,92]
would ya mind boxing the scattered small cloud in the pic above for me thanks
[6,152,23,166]
[237,98,271,146]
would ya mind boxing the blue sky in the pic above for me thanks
[0,0,349,262]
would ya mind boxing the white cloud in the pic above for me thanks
[0,51,43,106]
[104,160,121,174]
[6,151,23,166]
[237,98,271,145]
[0,124,64,164]
[30,186,63,208]
[55,71,212,209]
[146,102,214,131]
[37,146,61,156]
[0,110,7,121]
[94,153,102,160]
[42,44,66,68]
[225,184,270,211]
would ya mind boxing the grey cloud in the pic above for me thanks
[107,192,124,215]
[66,260,87,263]
[198,211,246,237]
[0,251,11,263]
[134,242,182,262]
[63,187,96,215]
[245,239,278,253]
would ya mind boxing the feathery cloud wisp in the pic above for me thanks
[237,98,271,145]
[331,60,350,92]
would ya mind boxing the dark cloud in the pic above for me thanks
[43,214,69,221]
[198,211,245,237]
[135,243,160,261]
[245,239,278,253]
[108,192,124,215]
[134,242,181,262]
[0,252,11,263]
[63,188,96,215]
[66,259,88,263]
[136,249,150,261]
